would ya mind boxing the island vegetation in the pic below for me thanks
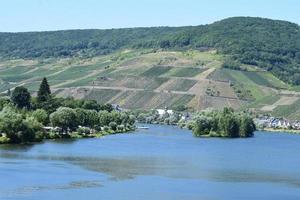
[132,107,256,138]
[189,108,256,138]
[0,78,136,144]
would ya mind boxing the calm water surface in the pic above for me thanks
[1,124,300,200]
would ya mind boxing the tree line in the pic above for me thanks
[0,78,135,144]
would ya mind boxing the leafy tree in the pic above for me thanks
[31,109,48,125]
[50,107,78,133]
[0,98,10,111]
[11,86,31,109]
[32,96,64,114]
[98,110,111,126]
[82,100,100,111]
[85,110,99,128]
[0,106,23,143]
[239,115,256,137]
[37,77,51,102]
[23,116,44,142]
[99,104,114,112]
[62,98,84,109]
[137,113,147,123]
[109,122,117,131]
[217,108,240,137]
[75,108,88,126]
[110,111,122,125]
[128,115,136,125]
[193,115,212,136]
[0,106,42,143]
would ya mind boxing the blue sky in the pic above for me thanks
[0,0,299,32]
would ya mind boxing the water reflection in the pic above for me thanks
[2,152,300,188]
[0,143,34,151]
[1,180,102,198]
[1,126,300,200]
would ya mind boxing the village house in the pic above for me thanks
[255,116,299,130]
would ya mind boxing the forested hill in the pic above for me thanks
[1,17,300,84]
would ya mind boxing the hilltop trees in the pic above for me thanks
[11,86,31,109]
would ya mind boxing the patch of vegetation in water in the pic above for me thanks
[189,108,256,138]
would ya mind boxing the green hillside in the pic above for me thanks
[1,17,300,119]
[0,48,296,118]
[1,17,300,84]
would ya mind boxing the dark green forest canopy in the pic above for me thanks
[1,17,300,84]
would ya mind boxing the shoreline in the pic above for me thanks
[0,128,136,145]
[258,128,300,134]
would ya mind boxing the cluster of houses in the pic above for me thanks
[156,108,191,120]
[255,116,300,130]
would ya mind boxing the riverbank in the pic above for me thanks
[0,126,135,145]
[259,128,300,134]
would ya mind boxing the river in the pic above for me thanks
[1,124,300,200]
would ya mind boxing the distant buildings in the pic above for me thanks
[255,116,300,130]
[156,108,191,121]
[156,109,173,116]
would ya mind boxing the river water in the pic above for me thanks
[1,124,300,200]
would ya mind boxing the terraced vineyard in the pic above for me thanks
[1,49,300,117]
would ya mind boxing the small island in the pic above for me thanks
[189,108,256,138]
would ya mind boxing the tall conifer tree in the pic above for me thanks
[37,77,51,102]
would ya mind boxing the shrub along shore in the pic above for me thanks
[0,78,135,144]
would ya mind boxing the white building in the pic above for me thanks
[156,109,173,116]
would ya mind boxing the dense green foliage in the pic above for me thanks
[132,109,183,125]
[0,79,135,144]
[132,108,256,138]
[0,106,43,143]
[191,108,256,138]
[37,77,51,102]
[1,17,300,84]
[11,86,31,109]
